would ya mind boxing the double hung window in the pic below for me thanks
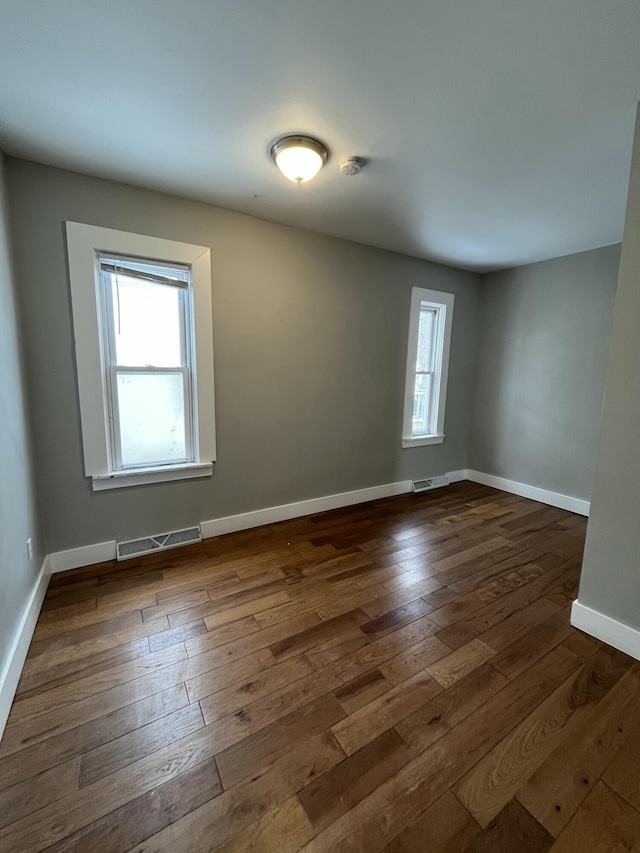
[98,256,195,470]
[66,223,215,489]
[402,288,454,447]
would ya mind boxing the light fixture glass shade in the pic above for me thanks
[270,136,328,183]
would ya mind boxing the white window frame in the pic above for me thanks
[66,222,216,490]
[402,287,454,448]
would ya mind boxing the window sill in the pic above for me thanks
[91,462,213,491]
[402,434,445,448]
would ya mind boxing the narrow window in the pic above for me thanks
[402,288,454,448]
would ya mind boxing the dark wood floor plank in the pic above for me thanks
[215,693,345,789]
[299,728,414,833]
[452,563,570,639]
[305,626,371,669]
[333,667,393,713]
[601,689,640,812]
[148,618,208,652]
[203,590,292,631]
[549,782,640,852]
[214,795,313,853]
[490,613,574,680]
[199,654,314,722]
[479,598,563,652]
[43,756,223,853]
[361,576,444,620]
[378,634,451,685]
[331,670,443,756]
[434,621,478,650]
[425,638,495,688]
[382,790,482,852]
[359,598,434,639]
[446,546,545,591]
[78,702,205,787]
[466,798,554,853]
[269,608,369,660]
[0,757,79,831]
[184,614,261,657]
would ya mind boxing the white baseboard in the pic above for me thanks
[0,556,51,740]
[465,470,590,516]
[48,540,117,574]
[41,470,589,575]
[201,479,414,539]
[571,600,640,661]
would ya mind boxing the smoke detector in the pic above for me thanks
[339,157,363,176]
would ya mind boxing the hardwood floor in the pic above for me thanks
[1,481,639,852]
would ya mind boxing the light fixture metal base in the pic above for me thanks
[270,135,328,166]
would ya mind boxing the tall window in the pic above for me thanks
[402,287,454,448]
[66,223,215,490]
[99,257,195,470]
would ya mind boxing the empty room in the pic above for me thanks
[2,1,640,850]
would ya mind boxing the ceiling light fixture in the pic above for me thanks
[270,135,328,184]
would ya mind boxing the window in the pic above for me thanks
[66,223,215,490]
[402,287,454,448]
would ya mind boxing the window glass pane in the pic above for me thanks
[416,307,436,371]
[412,373,432,435]
[117,372,187,466]
[110,274,184,367]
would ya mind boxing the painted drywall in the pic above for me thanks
[577,107,640,632]
[469,244,620,501]
[5,159,481,553]
[0,151,43,678]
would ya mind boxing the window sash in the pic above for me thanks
[411,305,444,437]
[99,260,197,471]
[416,307,437,373]
[402,288,454,447]
[412,370,434,436]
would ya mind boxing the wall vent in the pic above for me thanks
[412,475,450,493]
[116,526,201,561]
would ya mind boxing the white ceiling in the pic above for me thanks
[1,0,639,271]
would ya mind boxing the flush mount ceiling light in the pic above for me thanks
[270,135,328,184]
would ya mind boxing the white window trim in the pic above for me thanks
[402,287,454,449]
[66,222,216,490]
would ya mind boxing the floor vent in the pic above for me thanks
[116,526,201,560]
[412,475,450,493]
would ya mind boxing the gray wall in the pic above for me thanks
[469,245,620,500]
[0,152,43,677]
[5,159,481,553]
[578,108,640,631]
